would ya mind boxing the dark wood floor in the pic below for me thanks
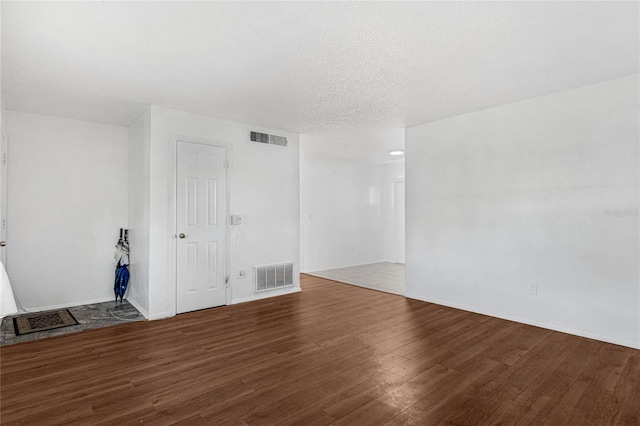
[1,275,638,425]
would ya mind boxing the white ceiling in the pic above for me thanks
[1,1,638,159]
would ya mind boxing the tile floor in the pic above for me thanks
[307,262,405,295]
[0,300,145,346]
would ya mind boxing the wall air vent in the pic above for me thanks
[255,262,294,292]
[250,131,288,147]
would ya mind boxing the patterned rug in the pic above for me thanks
[13,309,79,336]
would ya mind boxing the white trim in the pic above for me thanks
[21,297,115,313]
[171,135,233,316]
[147,310,173,321]
[1,119,8,268]
[301,259,389,274]
[405,292,640,350]
[126,296,149,320]
[232,287,301,305]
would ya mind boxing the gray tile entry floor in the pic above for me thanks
[308,262,405,295]
[0,300,145,346]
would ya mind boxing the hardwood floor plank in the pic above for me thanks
[394,357,508,425]
[611,353,640,424]
[486,336,597,424]
[329,364,458,425]
[168,414,210,426]
[571,344,634,424]
[383,411,421,426]
[543,376,592,424]
[236,352,409,425]
[1,274,638,425]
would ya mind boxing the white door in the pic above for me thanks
[176,141,227,313]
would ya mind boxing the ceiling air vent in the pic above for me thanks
[250,131,288,147]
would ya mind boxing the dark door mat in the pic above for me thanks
[13,309,79,336]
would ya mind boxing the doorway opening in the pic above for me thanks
[301,150,405,296]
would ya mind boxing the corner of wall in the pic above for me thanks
[126,295,149,320]
[405,75,640,349]
[126,107,152,317]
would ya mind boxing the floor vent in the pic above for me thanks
[255,263,294,292]
[250,131,288,147]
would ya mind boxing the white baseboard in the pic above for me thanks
[126,297,149,320]
[405,292,640,350]
[302,260,389,274]
[232,287,301,305]
[147,310,172,321]
[21,297,114,314]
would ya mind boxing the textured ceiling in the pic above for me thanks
[2,1,639,153]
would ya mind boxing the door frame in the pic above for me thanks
[0,122,7,267]
[390,177,406,265]
[169,135,233,316]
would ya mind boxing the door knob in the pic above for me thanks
[0,241,5,247]
[179,233,186,239]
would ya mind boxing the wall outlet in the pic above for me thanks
[231,214,244,225]
[238,269,247,279]
[528,284,537,295]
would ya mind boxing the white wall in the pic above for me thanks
[5,111,128,310]
[126,108,151,317]
[300,149,406,272]
[144,106,300,318]
[381,160,405,264]
[406,74,640,349]
[301,153,385,272]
